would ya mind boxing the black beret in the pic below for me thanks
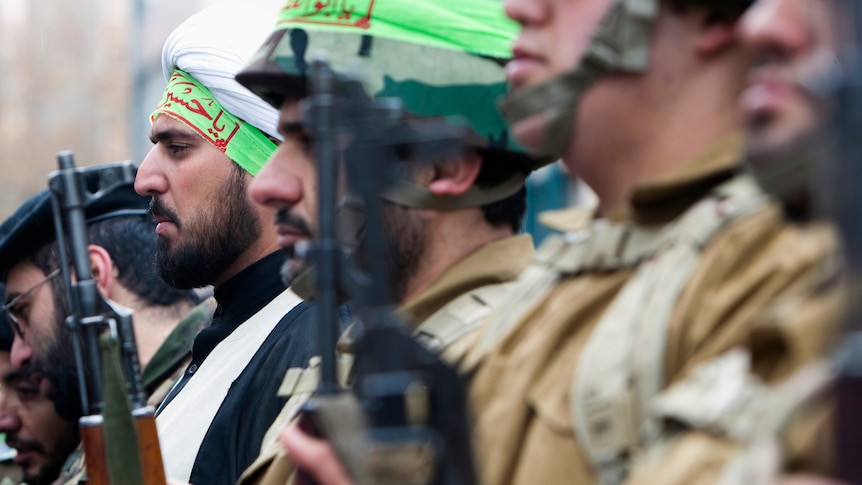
[0,165,150,280]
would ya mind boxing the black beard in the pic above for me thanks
[155,168,261,289]
[19,405,79,485]
[32,283,84,423]
[274,209,313,287]
[25,321,82,484]
[357,202,427,303]
[746,126,835,222]
[280,246,307,288]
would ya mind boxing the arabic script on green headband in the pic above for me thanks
[276,0,518,59]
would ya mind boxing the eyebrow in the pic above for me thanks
[2,369,27,386]
[149,127,199,145]
[278,121,308,138]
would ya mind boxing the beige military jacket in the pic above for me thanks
[238,234,536,485]
[467,136,842,485]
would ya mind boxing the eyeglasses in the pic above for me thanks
[3,269,61,338]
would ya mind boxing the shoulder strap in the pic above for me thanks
[469,230,589,363]
[413,281,517,359]
[650,350,834,444]
[475,176,767,358]
[570,175,769,485]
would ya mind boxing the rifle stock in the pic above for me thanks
[80,416,109,485]
[134,410,167,485]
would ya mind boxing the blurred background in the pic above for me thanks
[0,0,589,243]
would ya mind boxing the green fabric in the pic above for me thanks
[151,70,277,176]
[141,297,215,393]
[99,333,145,485]
[275,0,518,59]
[56,443,86,485]
[0,434,14,462]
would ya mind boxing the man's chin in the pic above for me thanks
[21,459,49,484]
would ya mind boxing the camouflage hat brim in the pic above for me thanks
[236,30,309,109]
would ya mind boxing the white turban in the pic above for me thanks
[161,0,282,141]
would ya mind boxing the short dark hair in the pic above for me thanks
[87,216,200,306]
[26,215,199,309]
[474,152,528,234]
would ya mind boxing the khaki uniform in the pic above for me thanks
[467,136,842,485]
[239,234,535,485]
[55,297,216,485]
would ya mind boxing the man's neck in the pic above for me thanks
[124,297,196,369]
[212,229,281,289]
[400,209,513,305]
[570,52,748,213]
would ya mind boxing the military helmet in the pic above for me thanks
[237,0,543,186]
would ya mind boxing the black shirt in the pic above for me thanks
[158,252,320,485]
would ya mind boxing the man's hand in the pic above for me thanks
[280,424,354,485]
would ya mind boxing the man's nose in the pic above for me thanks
[9,336,32,370]
[0,388,21,433]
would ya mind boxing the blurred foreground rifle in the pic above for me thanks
[297,54,475,485]
[831,0,862,481]
[48,152,166,485]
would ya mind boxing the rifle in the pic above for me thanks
[297,54,475,485]
[48,152,166,485]
[833,0,862,481]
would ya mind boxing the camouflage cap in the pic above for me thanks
[237,0,542,172]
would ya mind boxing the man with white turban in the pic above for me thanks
[134,2,325,484]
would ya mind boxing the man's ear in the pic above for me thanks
[694,11,739,56]
[427,151,483,197]
[88,245,115,298]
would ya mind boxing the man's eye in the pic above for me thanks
[10,304,28,326]
[168,144,189,155]
[14,385,38,400]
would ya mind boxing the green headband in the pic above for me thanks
[276,0,517,59]
[151,70,277,175]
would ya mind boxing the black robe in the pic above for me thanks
[158,252,321,485]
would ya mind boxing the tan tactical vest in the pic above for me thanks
[476,174,785,484]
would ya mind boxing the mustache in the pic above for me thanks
[274,210,312,238]
[149,199,180,228]
[5,434,46,456]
